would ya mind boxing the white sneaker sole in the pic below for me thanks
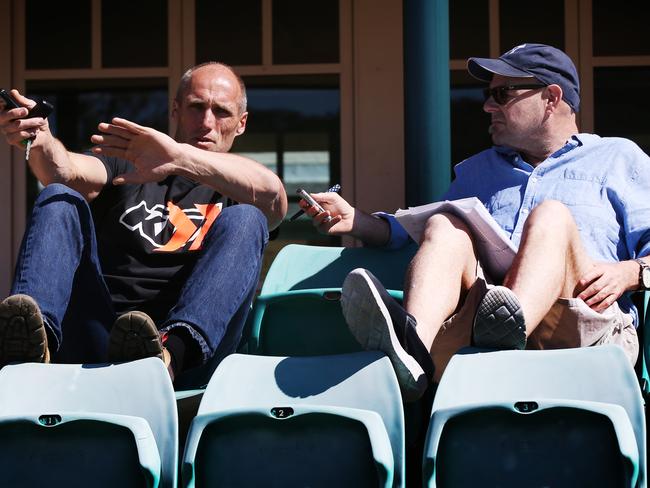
[341,268,426,401]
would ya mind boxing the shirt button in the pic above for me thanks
[521,208,529,214]
[530,177,537,183]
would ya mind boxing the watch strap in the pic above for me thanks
[635,258,650,289]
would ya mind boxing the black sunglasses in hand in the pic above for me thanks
[483,84,546,105]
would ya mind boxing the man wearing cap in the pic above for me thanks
[301,43,650,401]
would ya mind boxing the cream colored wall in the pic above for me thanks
[350,0,405,216]
[0,0,409,294]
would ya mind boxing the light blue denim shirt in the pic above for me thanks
[380,134,650,323]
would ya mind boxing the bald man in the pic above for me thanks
[0,63,287,383]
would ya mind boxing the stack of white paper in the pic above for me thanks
[394,197,518,280]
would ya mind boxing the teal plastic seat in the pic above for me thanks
[244,243,416,355]
[640,292,650,397]
[259,243,417,294]
[423,346,646,488]
[182,352,406,487]
[0,413,160,487]
[0,358,178,488]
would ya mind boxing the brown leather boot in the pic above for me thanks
[0,294,50,365]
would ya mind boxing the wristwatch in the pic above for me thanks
[635,258,650,290]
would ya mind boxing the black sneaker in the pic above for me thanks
[473,286,527,349]
[108,311,164,363]
[341,268,434,402]
[0,294,50,365]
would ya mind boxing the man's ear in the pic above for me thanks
[545,84,563,110]
[235,112,248,136]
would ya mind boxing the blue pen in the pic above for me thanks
[289,184,341,221]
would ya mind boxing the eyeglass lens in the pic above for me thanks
[483,84,546,105]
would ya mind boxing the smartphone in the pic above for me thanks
[0,89,54,118]
[296,188,326,214]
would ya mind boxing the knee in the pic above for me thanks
[422,212,473,246]
[34,183,86,205]
[208,204,268,243]
[525,200,575,232]
[222,204,267,230]
[33,184,89,217]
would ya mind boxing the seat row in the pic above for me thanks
[0,243,645,487]
[0,346,643,487]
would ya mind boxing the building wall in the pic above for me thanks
[0,0,406,296]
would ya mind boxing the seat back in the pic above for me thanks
[0,413,160,488]
[640,291,650,396]
[185,406,393,488]
[424,346,646,487]
[260,243,417,294]
[0,358,178,488]
[183,352,405,487]
[244,243,416,356]
[430,401,637,488]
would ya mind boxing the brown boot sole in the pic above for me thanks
[108,311,163,363]
[0,294,49,365]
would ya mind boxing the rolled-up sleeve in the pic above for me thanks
[372,212,412,250]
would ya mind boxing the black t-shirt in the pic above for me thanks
[90,155,233,322]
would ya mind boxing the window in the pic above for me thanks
[25,80,168,208]
[594,67,650,154]
[195,0,263,65]
[272,0,339,64]
[233,76,341,246]
[593,2,650,56]
[26,0,92,69]
[450,72,491,170]
[102,0,168,67]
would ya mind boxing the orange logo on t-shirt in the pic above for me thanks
[118,201,223,252]
[154,202,222,252]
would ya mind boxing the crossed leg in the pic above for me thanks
[503,200,594,332]
[403,200,595,372]
[341,200,600,397]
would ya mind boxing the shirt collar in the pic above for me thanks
[495,133,584,165]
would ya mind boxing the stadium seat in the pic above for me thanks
[639,292,650,398]
[243,243,416,356]
[422,346,646,488]
[182,351,406,487]
[259,242,417,295]
[0,358,178,488]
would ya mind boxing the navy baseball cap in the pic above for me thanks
[467,43,580,112]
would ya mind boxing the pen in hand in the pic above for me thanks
[289,184,341,221]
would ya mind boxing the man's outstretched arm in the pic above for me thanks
[297,191,392,246]
[91,118,287,229]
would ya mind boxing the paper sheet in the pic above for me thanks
[394,197,518,280]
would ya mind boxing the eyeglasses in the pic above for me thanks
[483,84,546,105]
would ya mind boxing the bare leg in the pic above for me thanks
[504,200,594,335]
[404,213,479,349]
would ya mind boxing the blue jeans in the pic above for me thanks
[11,184,268,386]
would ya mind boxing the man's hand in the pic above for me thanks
[300,191,356,235]
[0,89,49,148]
[300,191,391,246]
[577,260,639,312]
[91,117,183,185]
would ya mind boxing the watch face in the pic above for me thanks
[642,268,650,289]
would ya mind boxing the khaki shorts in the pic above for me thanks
[430,266,639,383]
